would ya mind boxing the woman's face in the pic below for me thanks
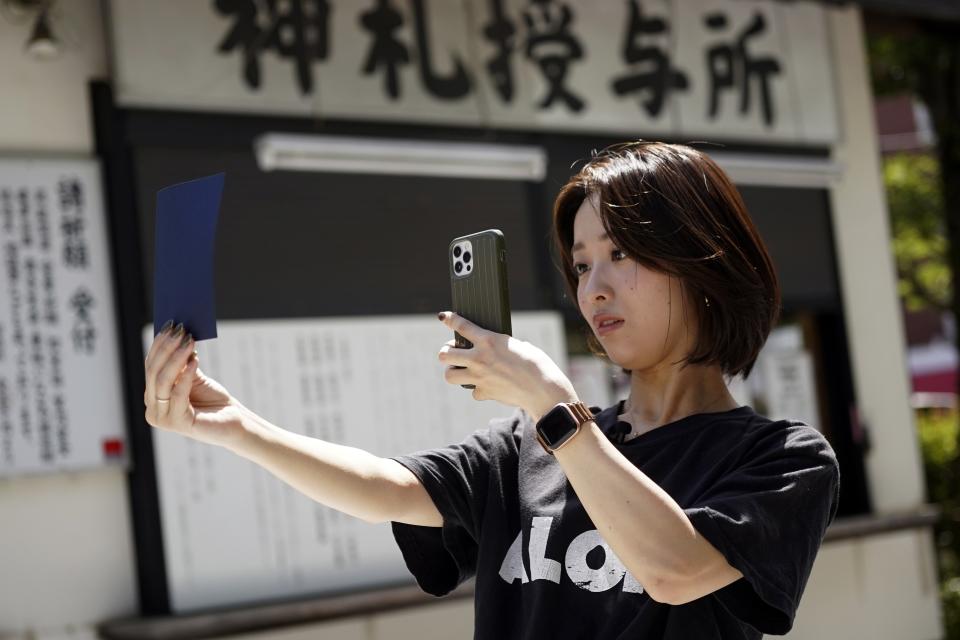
[571,196,696,372]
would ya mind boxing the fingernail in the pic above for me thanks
[172,322,185,338]
[180,332,193,348]
[160,319,174,334]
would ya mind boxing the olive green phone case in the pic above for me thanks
[449,229,512,388]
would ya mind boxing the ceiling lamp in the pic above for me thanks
[25,5,59,60]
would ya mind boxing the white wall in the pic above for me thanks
[0,1,139,637]
[791,528,941,639]
[0,0,106,153]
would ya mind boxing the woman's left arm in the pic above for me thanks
[550,422,744,605]
[437,311,742,605]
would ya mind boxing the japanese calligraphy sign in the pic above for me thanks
[0,158,127,477]
[110,0,838,144]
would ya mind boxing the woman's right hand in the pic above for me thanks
[144,322,247,449]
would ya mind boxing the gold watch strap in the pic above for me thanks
[566,401,593,425]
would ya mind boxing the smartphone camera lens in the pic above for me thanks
[455,262,463,273]
[463,251,471,263]
[453,246,462,258]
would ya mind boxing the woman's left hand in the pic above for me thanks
[437,311,579,421]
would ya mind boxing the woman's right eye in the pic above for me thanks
[573,263,588,276]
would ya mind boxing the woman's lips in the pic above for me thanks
[595,317,625,336]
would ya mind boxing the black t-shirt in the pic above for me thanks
[389,401,841,639]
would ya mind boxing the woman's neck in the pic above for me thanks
[618,363,738,435]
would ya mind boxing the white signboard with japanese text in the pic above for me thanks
[142,311,565,612]
[746,323,822,431]
[0,158,128,478]
[761,348,821,432]
[109,0,839,145]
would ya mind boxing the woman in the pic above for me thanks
[144,141,840,639]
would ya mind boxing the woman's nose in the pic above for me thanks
[581,267,613,304]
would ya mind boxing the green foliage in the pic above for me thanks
[945,577,960,640]
[918,409,960,503]
[871,20,960,639]
[868,31,938,97]
[917,409,960,638]
[885,153,951,311]
[868,27,960,137]
[870,28,954,313]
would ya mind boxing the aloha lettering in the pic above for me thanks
[498,516,645,594]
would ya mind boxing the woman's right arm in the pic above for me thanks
[144,321,442,527]
[227,407,443,526]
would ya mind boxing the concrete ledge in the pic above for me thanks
[99,582,473,640]
[823,504,941,542]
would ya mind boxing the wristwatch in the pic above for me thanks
[535,401,594,455]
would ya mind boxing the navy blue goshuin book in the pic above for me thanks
[152,172,224,341]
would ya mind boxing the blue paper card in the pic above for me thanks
[153,172,224,340]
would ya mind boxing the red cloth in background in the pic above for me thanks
[912,369,957,394]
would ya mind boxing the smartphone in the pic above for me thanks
[449,229,512,389]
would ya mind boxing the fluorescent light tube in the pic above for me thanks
[255,134,547,181]
[709,152,843,188]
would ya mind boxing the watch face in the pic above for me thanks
[536,404,579,450]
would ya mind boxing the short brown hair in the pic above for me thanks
[552,141,781,380]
